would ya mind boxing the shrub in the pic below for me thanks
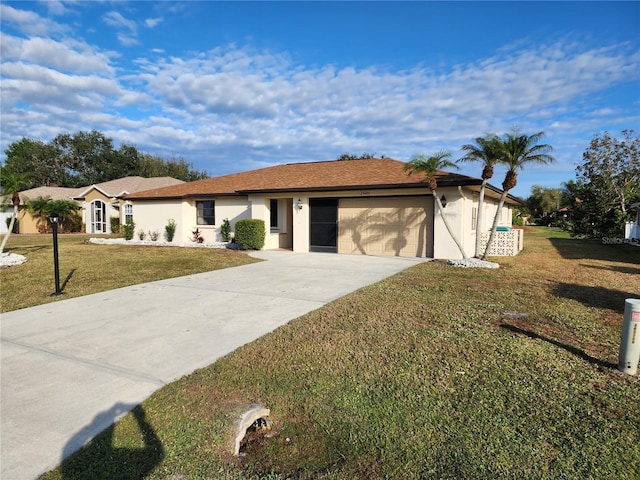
[165,219,177,242]
[220,218,232,242]
[122,219,135,240]
[191,228,204,243]
[110,217,121,235]
[234,219,265,250]
[137,230,147,241]
[149,230,160,241]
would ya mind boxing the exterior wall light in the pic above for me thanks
[440,194,448,208]
[296,198,303,210]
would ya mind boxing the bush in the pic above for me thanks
[122,219,135,240]
[5,217,19,234]
[220,218,232,242]
[137,230,146,241]
[234,219,265,250]
[165,219,177,242]
[149,230,160,241]
[110,217,121,235]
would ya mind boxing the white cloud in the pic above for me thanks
[0,3,66,36]
[0,34,114,74]
[145,17,163,28]
[103,11,139,46]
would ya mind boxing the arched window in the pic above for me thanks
[91,200,107,233]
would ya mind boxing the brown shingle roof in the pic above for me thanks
[124,158,484,200]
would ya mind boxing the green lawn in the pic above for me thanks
[31,228,640,479]
[0,234,260,313]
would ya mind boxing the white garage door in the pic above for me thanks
[338,196,433,257]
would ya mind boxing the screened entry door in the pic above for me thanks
[309,198,338,253]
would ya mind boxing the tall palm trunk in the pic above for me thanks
[474,179,488,258]
[434,190,468,259]
[481,190,508,260]
[0,193,20,254]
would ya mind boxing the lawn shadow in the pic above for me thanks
[59,403,164,480]
[61,268,76,292]
[552,282,639,313]
[501,323,617,370]
[549,237,640,263]
[580,263,640,276]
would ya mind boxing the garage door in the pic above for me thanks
[338,196,433,257]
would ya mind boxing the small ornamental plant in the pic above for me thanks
[220,218,232,242]
[122,219,135,240]
[165,219,177,242]
[137,229,147,241]
[192,228,204,243]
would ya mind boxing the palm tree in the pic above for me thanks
[458,134,503,258]
[25,196,52,232]
[26,196,80,233]
[0,170,27,253]
[404,151,468,259]
[482,129,555,260]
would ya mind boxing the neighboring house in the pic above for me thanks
[15,177,184,234]
[626,202,640,240]
[124,158,521,260]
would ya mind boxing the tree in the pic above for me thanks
[482,129,554,260]
[458,134,502,257]
[138,154,209,181]
[575,130,640,237]
[25,196,81,233]
[2,138,63,188]
[3,130,209,189]
[0,168,27,253]
[527,185,562,220]
[404,151,468,259]
[337,152,381,160]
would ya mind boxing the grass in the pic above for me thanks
[30,228,640,479]
[0,234,260,313]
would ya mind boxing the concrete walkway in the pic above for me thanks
[1,251,426,480]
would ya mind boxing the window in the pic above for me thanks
[196,200,215,225]
[124,204,133,223]
[270,199,279,229]
[471,207,477,231]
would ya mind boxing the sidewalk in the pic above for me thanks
[1,251,426,479]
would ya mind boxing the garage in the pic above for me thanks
[338,196,434,257]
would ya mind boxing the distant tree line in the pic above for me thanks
[521,130,639,237]
[2,130,209,191]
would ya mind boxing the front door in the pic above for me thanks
[310,198,338,253]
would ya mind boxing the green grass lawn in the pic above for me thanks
[0,234,260,313]
[30,228,640,479]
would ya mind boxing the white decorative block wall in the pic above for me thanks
[479,229,524,256]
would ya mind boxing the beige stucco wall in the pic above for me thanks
[129,187,514,258]
[131,196,252,243]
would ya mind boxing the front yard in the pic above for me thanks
[17,228,640,479]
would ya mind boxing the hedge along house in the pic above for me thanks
[123,158,522,260]
[14,176,184,234]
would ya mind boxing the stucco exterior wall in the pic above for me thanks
[132,199,185,241]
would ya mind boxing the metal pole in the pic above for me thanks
[52,219,62,296]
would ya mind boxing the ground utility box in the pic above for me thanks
[618,298,640,375]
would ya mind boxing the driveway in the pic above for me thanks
[1,251,426,480]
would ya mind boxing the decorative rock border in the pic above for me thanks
[0,253,28,268]
[88,238,235,249]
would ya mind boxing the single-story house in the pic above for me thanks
[124,158,521,260]
[14,176,184,234]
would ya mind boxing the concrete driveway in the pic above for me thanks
[1,251,426,480]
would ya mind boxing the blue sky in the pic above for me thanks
[1,1,638,198]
